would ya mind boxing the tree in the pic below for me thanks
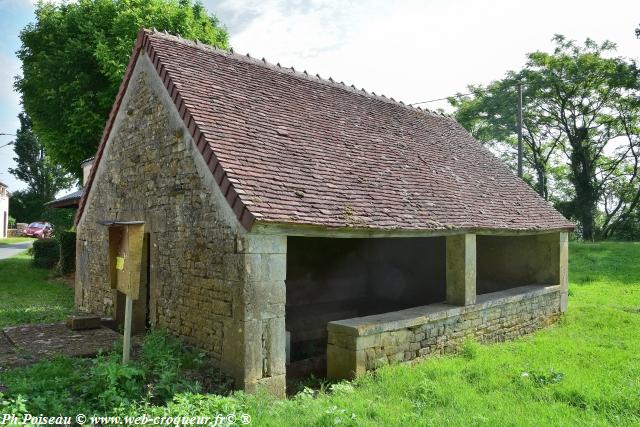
[8,112,76,224]
[450,76,563,200]
[16,0,228,178]
[451,36,640,240]
[9,190,76,229]
[10,113,75,201]
[599,95,640,238]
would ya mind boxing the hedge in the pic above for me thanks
[57,231,76,274]
[32,239,59,269]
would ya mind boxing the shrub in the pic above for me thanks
[31,239,59,269]
[8,216,16,229]
[57,231,76,274]
[0,330,224,415]
[138,331,206,403]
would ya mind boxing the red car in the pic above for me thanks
[22,222,53,239]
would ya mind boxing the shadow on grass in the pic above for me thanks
[0,253,74,328]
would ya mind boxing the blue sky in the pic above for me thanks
[0,1,33,191]
[1,0,639,194]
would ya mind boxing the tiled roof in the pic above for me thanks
[46,189,83,208]
[77,29,574,233]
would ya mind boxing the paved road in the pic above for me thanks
[0,241,33,260]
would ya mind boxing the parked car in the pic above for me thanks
[22,222,53,239]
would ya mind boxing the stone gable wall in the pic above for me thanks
[75,55,244,362]
[76,53,288,397]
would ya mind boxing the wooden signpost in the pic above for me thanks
[101,220,145,363]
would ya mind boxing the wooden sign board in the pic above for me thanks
[107,223,145,300]
[101,220,145,364]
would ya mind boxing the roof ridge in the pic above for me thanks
[143,29,454,121]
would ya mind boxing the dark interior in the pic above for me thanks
[476,234,559,295]
[285,236,445,377]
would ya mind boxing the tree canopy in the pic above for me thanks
[10,113,75,201]
[451,35,640,240]
[16,0,229,178]
[9,112,76,224]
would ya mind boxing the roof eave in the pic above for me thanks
[249,219,575,238]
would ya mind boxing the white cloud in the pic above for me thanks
[0,0,63,6]
[2,0,639,192]
[210,0,640,111]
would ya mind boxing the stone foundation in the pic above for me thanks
[327,285,561,378]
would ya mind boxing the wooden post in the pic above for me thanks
[517,82,523,178]
[123,294,133,363]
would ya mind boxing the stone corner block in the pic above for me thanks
[327,344,365,380]
[560,291,568,312]
[237,234,287,254]
[244,253,287,282]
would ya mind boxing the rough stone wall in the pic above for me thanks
[327,287,561,378]
[75,56,244,362]
[76,53,288,397]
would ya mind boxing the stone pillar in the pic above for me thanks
[222,234,287,398]
[559,232,569,312]
[446,233,476,306]
[534,232,568,312]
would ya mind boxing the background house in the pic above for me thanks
[46,157,94,209]
[75,30,573,397]
[0,181,9,238]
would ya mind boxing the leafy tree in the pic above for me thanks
[450,77,563,200]
[451,36,640,240]
[9,113,75,202]
[16,0,228,178]
[8,112,76,225]
[9,190,46,223]
[9,191,75,229]
[599,95,640,238]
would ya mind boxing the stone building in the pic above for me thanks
[46,157,94,209]
[75,30,574,397]
[0,181,9,238]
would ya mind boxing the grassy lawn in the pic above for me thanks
[0,252,74,327]
[0,242,639,426]
[0,237,33,246]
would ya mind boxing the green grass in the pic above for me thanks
[0,253,74,327]
[1,242,639,426]
[0,237,33,246]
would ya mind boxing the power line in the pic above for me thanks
[408,92,477,105]
[408,83,520,106]
[408,71,636,106]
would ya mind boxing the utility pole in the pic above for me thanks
[517,83,523,178]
